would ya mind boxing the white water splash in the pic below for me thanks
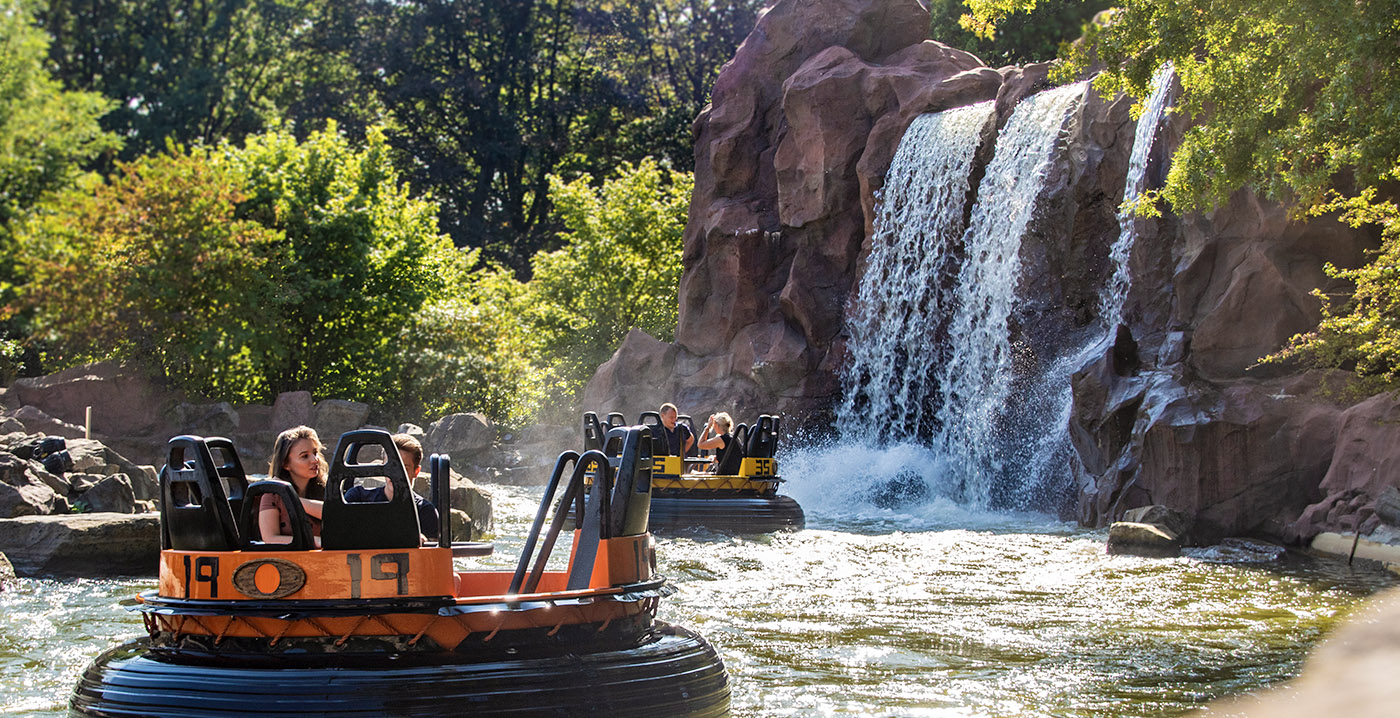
[839,102,996,443]
[1100,63,1175,328]
[930,82,1087,507]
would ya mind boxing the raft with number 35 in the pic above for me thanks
[69,427,729,717]
[584,411,804,534]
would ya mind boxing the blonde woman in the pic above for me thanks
[259,425,327,545]
[696,412,740,474]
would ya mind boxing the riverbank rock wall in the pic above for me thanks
[583,0,1394,544]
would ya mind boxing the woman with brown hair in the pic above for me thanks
[259,425,327,546]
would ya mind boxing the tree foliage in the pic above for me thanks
[928,0,1109,66]
[323,0,755,272]
[37,0,352,162]
[525,158,692,395]
[221,124,458,404]
[0,0,116,287]
[968,0,1400,390]
[17,148,282,397]
[17,125,459,406]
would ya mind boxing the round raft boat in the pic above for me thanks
[70,428,729,717]
[584,412,804,534]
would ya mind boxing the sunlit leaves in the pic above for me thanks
[972,0,1400,389]
[16,124,457,406]
[524,158,692,396]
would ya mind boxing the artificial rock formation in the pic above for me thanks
[586,0,1393,544]
[588,0,1006,419]
[0,513,161,577]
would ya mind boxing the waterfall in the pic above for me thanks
[838,102,996,443]
[829,77,1187,514]
[929,82,1086,507]
[1101,64,1176,328]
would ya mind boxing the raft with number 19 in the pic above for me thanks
[584,411,804,534]
[69,427,730,717]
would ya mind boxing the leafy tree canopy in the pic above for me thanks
[17,146,282,397]
[0,0,117,287]
[525,158,692,398]
[928,0,1110,66]
[37,0,360,162]
[328,0,755,273]
[17,124,460,406]
[967,0,1400,389]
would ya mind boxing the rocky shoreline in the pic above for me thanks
[0,361,553,578]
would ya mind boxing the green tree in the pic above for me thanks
[967,0,1400,389]
[16,147,282,398]
[331,0,754,272]
[396,260,552,427]
[18,124,459,405]
[927,0,1110,66]
[37,0,356,161]
[0,0,116,287]
[221,123,456,404]
[525,158,692,396]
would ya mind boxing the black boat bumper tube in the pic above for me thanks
[70,622,727,717]
[648,495,805,534]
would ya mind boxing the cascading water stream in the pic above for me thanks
[1101,63,1176,329]
[838,102,996,444]
[825,71,1179,515]
[927,81,1086,507]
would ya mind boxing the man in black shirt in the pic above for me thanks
[343,433,440,541]
[659,402,695,457]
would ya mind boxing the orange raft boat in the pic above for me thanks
[70,428,729,717]
[585,412,804,534]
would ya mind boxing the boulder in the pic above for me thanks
[72,473,137,514]
[8,405,85,439]
[312,399,370,444]
[130,465,160,502]
[174,401,239,437]
[0,452,62,516]
[0,513,160,577]
[1121,504,1192,542]
[1375,486,1400,527]
[1074,366,1348,543]
[29,464,70,495]
[6,361,170,437]
[447,509,479,542]
[62,439,155,497]
[1288,393,1400,542]
[66,472,104,493]
[1105,521,1181,558]
[271,391,314,431]
[410,470,493,539]
[234,403,274,436]
[424,413,495,459]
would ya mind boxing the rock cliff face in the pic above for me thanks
[585,0,1393,542]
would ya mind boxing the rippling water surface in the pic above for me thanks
[3,447,1394,717]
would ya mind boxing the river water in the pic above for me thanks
[2,455,1394,718]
